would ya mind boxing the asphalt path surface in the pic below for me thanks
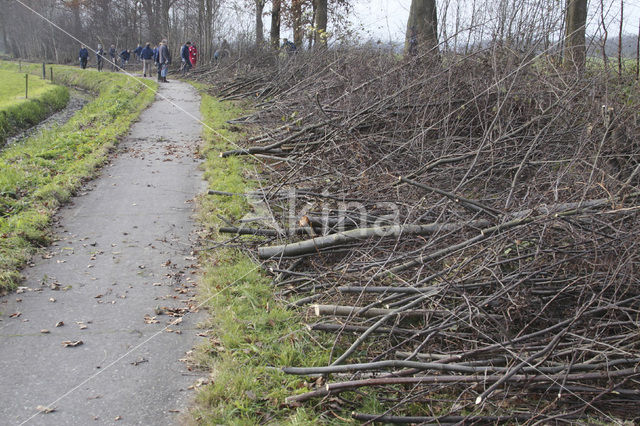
[0,78,206,425]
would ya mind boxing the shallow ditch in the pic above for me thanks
[4,88,91,148]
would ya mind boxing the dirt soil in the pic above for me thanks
[0,79,207,425]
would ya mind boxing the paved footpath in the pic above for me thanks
[0,79,206,425]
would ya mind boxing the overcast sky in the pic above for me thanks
[350,0,411,43]
[347,0,640,44]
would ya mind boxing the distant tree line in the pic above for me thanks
[0,0,352,63]
[0,0,634,72]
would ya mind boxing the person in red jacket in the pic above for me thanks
[189,43,198,68]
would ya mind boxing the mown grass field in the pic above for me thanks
[0,68,69,145]
[0,61,157,289]
[0,69,55,108]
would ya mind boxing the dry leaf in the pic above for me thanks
[40,329,50,334]
[36,405,56,414]
[9,312,21,318]
[49,298,56,302]
[61,340,83,347]
[143,315,159,324]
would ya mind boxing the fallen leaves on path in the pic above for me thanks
[55,321,64,327]
[36,405,56,414]
[144,314,159,324]
[9,312,21,318]
[61,340,83,347]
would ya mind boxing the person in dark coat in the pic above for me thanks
[180,41,191,75]
[79,45,89,69]
[109,44,117,71]
[120,49,130,71]
[96,44,104,71]
[140,42,154,77]
[158,40,171,82]
[153,43,160,81]
[281,38,296,55]
[133,44,143,61]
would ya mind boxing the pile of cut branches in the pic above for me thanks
[194,47,640,423]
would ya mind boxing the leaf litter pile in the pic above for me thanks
[192,49,640,423]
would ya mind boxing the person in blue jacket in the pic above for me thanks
[78,45,89,69]
[180,41,192,75]
[281,38,296,55]
[140,42,154,77]
[133,44,143,61]
[119,49,130,71]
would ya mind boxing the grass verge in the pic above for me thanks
[191,92,346,425]
[0,62,157,290]
[0,69,69,146]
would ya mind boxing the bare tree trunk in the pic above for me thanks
[292,0,303,48]
[618,0,624,77]
[564,0,587,70]
[142,1,160,43]
[270,0,281,50]
[636,18,639,80]
[600,0,609,68]
[255,0,265,47]
[405,0,438,56]
[314,0,327,48]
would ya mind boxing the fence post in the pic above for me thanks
[50,67,53,82]
[25,74,28,99]
[42,62,46,79]
[19,60,21,72]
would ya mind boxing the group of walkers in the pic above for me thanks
[78,39,198,82]
[78,36,296,78]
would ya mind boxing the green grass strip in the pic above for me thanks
[0,61,157,289]
[191,92,347,425]
[0,69,69,146]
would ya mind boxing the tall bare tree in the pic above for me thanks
[564,0,587,69]
[405,0,438,55]
[270,0,281,50]
[292,0,303,47]
[255,0,266,47]
[314,0,327,47]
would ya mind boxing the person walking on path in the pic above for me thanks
[120,49,131,71]
[189,43,198,68]
[180,41,191,76]
[133,43,143,62]
[153,43,161,81]
[109,44,117,71]
[96,44,104,71]
[79,45,89,69]
[158,39,171,83]
[140,42,154,77]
